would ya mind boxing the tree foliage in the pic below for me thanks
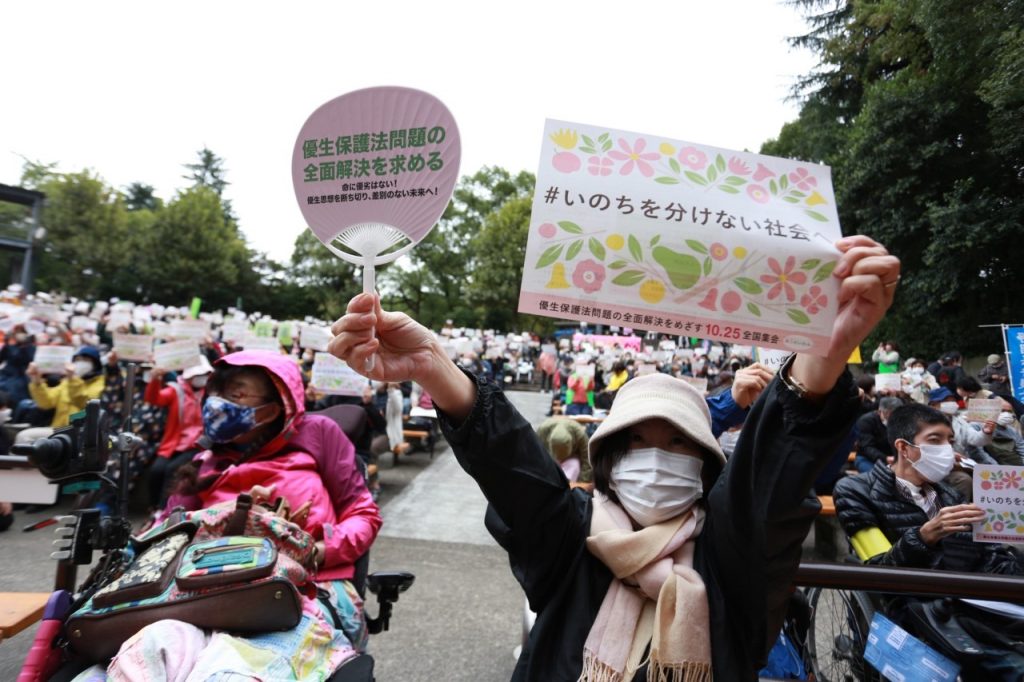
[766,0,1024,358]
[378,166,536,329]
[6,151,545,332]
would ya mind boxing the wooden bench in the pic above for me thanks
[402,429,434,458]
[0,592,49,642]
[817,495,836,517]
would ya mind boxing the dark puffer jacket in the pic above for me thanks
[833,461,1022,574]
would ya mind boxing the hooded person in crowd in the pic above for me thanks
[95,350,382,680]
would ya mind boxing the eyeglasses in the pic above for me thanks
[209,388,272,404]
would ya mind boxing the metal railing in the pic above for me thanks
[795,561,1024,602]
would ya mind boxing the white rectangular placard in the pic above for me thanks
[170,319,211,341]
[519,119,843,356]
[220,320,249,343]
[153,340,202,372]
[33,345,74,375]
[299,324,332,352]
[113,333,154,362]
[310,353,367,396]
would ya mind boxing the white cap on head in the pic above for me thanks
[182,355,213,379]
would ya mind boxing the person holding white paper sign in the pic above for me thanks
[330,236,899,680]
[24,346,106,429]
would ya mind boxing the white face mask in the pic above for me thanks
[73,360,94,377]
[610,448,703,527]
[938,402,959,415]
[0,407,11,425]
[911,367,924,376]
[903,440,956,483]
[997,412,1017,427]
[191,375,209,389]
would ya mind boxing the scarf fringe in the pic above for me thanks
[647,660,712,682]
[579,652,625,682]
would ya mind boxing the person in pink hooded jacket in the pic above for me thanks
[97,350,383,680]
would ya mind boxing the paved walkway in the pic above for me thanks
[379,389,550,547]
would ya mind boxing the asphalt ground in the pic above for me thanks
[0,390,549,681]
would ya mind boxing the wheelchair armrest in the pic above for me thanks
[367,571,414,601]
[365,571,414,635]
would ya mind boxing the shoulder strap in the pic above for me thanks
[169,382,187,418]
[224,493,253,536]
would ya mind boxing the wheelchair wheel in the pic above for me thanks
[805,587,880,682]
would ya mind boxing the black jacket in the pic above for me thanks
[439,370,859,680]
[855,411,892,464]
[833,461,1022,574]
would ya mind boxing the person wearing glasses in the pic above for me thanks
[100,350,382,681]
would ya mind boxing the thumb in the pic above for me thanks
[373,294,406,333]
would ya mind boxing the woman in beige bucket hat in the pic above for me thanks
[330,235,901,681]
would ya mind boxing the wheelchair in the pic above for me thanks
[14,398,413,682]
[801,525,1024,682]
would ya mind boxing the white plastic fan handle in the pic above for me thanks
[363,256,376,373]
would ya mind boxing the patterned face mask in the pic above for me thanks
[202,396,273,443]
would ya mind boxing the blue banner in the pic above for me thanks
[1005,325,1024,400]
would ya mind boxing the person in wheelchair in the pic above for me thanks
[833,401,1024,680]
[78,350,383,681]
[330,236,898,680]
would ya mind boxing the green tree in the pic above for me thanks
[123,182,162,212]
[183,147,229,196]
[134,186,253,309]
[767,0,1024,358]
[287,229,362,320]
[467,194,552,333]
[31,169,133,299]
[379,166,535,329]
[183,147,234,222]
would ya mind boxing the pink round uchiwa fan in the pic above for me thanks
[293,86,460,368]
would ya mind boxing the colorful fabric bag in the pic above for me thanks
[65,494,315,661]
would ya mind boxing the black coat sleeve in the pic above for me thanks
[437,372,589,612]
[699,370,859,677]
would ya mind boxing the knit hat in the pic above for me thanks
[548,422,573,462]
[928,387,954,403]
[988,354,1002,365]
[589,373,725,468]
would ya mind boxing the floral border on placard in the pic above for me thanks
[533,220,837,325]
[547,127,832,224]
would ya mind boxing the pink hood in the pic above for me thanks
[215,350,306,458]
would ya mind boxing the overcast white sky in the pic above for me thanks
[1,1,819,263]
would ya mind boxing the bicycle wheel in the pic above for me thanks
[805,587,880,682]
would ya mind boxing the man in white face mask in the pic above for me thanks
[834,403,1024,678]
[835,402,1021,564]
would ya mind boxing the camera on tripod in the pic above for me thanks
[12,400,112,481]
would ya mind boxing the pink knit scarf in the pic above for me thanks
[580,493,712,682]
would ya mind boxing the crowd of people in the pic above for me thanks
[2,236,1023,680]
